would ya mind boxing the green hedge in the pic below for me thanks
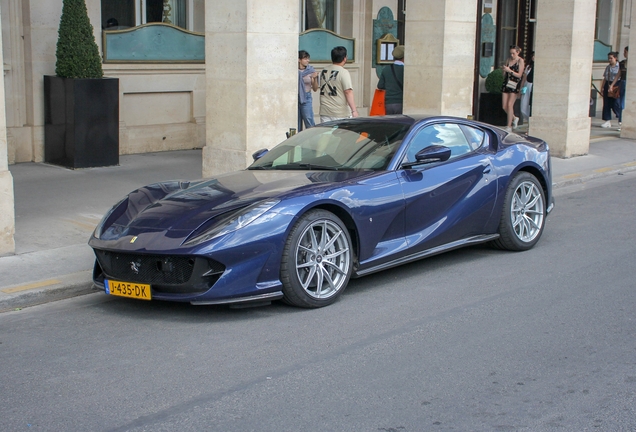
[485,68,503,95]
[55,0,103,78]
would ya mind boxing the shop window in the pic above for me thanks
[595,0,613,46]
[303,0,337,31]
[102,0,190,30]
[496,0,518,67]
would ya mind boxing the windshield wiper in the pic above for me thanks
[298,163,340,170]
[271,163,341,171]
[247,165,270,170]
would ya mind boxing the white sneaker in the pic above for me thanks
[503,126,512,132]
[512,117,519,128]
[601,121,611,128]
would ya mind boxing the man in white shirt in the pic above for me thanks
[319,46,358,122]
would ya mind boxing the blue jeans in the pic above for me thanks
[298,92,315,131]
[620,80,626,110]
[602,82,622,122]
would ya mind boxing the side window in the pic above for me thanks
[460,125,485,151]
[405,123,473,163]
[303,0,337,31]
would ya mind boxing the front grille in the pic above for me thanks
[94,250,224,286]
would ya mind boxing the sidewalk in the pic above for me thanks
[2,121,636,311]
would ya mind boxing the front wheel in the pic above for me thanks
[493,172,546,251]
[281,210,353,308]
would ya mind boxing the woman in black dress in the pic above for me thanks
[501,45,524,132]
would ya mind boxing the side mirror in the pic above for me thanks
[401,145,452,169]
[252,148,269,161]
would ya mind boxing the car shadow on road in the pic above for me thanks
[89,244,510,322]
[343,244,503,296]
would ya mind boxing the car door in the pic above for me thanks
[397,121,498,252]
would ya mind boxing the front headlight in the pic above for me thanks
[184,199,280,246]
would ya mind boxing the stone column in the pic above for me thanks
[0,12,16,255]
[528,0,596,158]
[202,0,299,177]
[22,1,62,163]
[403,0,477,116]
[620,0,636,138]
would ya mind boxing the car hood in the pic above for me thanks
[97,170,375,241]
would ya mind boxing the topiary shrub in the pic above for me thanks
[55,0,103,78]
[485,68,503,94]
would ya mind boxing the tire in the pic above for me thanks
[281,209,353,308]
[492,172,546,251]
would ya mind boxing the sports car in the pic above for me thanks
[89,115,554,308]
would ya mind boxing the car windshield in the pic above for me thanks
[248,121,411,171]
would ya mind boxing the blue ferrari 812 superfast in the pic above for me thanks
[89,116,554,308]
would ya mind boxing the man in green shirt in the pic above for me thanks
[377,45,405,114]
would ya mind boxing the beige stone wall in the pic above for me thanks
[403,0,477,116]
[0,0,61,164]
[0,167,14,255]
[1,0,26,164]
[0,8,15,255]
[103,64,206,154]
[529,0,596,158]
[620,0,636,138]
[202,0,300,176]
[21,1,61,163]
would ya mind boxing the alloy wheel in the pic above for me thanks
[294,219,351,299]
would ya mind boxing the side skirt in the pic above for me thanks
[191,291,284,306]
[354,234,500,277]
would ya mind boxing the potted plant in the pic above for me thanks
[44,0,119,168]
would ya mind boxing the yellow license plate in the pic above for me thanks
[105,279,152,300]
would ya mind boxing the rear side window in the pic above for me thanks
[459,125,486,151]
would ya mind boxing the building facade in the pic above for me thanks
[0,0,634,254]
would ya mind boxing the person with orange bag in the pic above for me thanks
[377,45,405,114]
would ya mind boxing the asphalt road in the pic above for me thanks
[1,173,635,432]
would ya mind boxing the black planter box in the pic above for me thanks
[478,92,506,126]
[44,76,119,169]
[477,92,523,127]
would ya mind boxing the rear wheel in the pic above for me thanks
[493,172,546,251]
[281,210,353,308]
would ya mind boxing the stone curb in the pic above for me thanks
[0,271,96,313]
